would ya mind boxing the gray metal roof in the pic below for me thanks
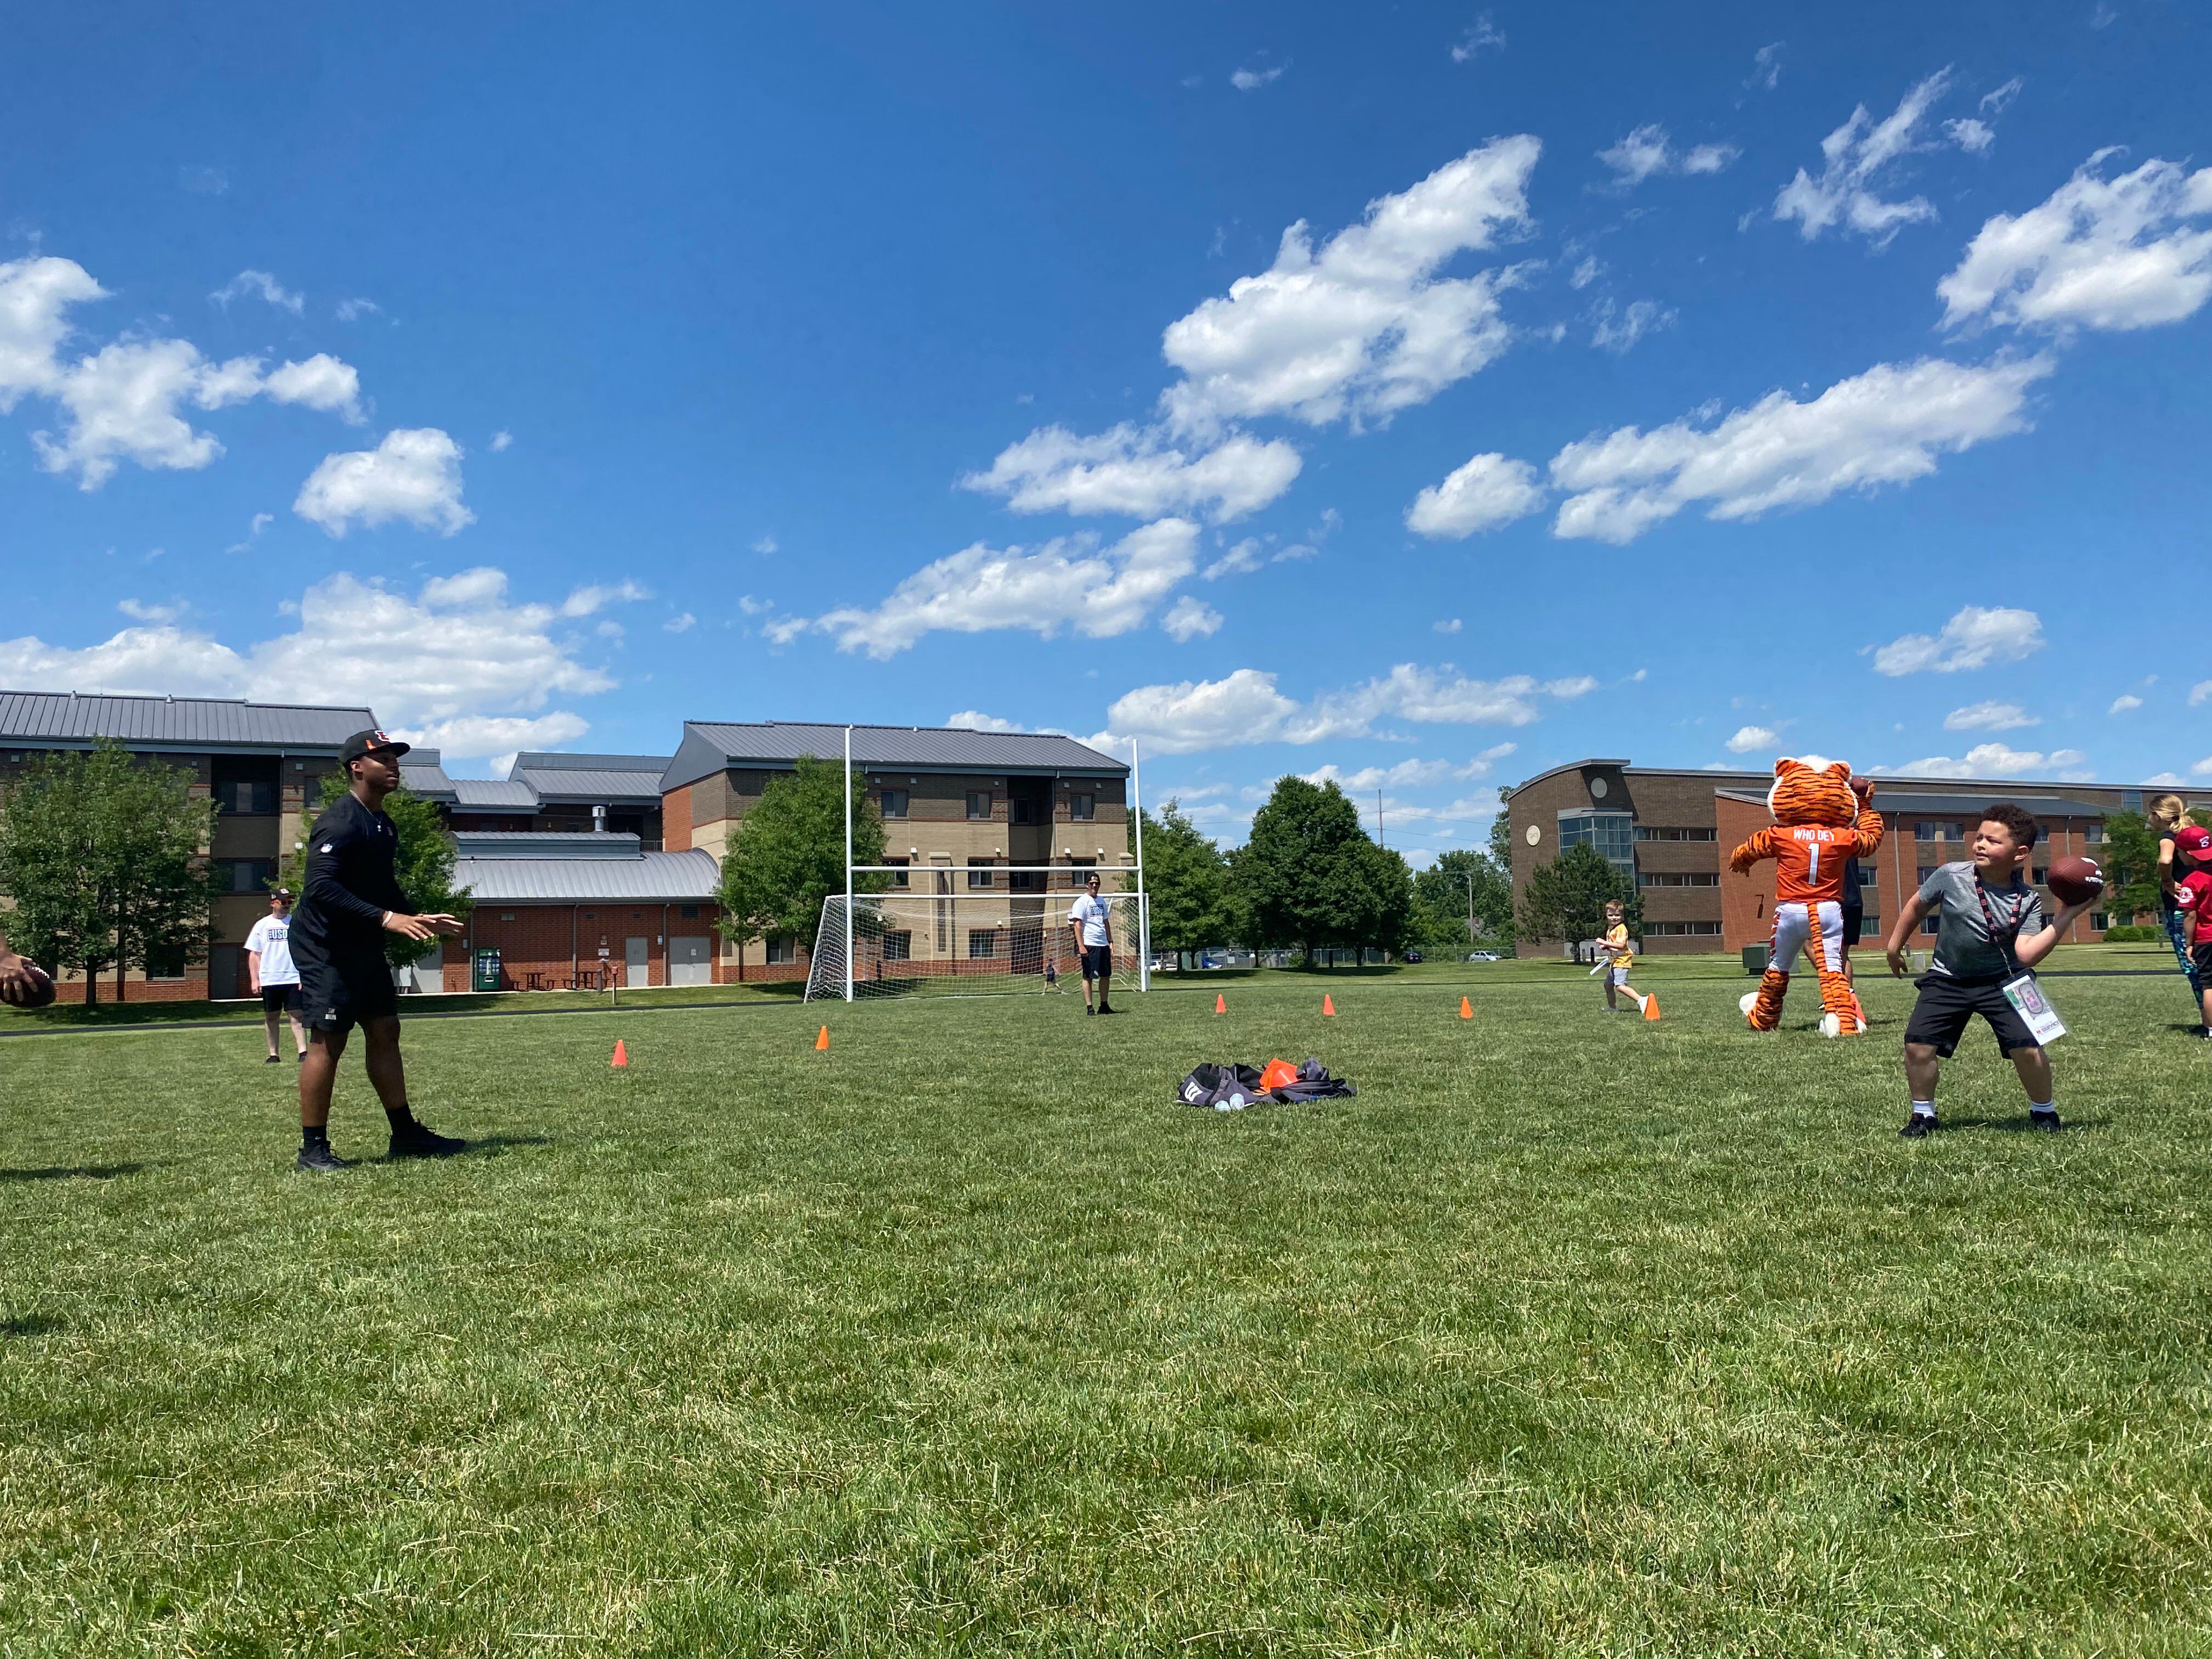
[398,751,458,801]
[456,847,720,902]
[1870,791,2108,820]
[455,832,644,860]
[663,720,1126,792]
[509,751,671,774]
[0,690,375,751]
[450,778,541,810]
[511,767,667,803]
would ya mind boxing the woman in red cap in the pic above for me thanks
[2152,794,2209,1030]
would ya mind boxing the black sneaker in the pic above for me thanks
[1096,1004,1116,1016]
[1899,1113,1936,1139]
[2029,1109,2062,1133]
[389,1120,466,1159]
[1084,1004,1094,1015]
[264,1054,280,1064]
[296,1142,352,1172]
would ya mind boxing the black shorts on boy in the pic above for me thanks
[1901,973,2038,1058]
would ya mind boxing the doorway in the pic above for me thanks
[625,936,651,987]
[669,936,710,986]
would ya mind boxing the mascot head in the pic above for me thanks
[1767,756,1862,827]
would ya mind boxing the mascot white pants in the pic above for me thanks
[1740,900,1864,1035]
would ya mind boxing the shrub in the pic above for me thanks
[2100,924,2160,943]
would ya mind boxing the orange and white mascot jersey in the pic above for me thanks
[1728,758,1883,1034]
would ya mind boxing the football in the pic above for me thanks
[2,959,57,1010]
[2046,855,2105,907]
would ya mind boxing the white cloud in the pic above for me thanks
[1159,137,1539,431]
[751,535,778,555]
[406,713,590,757]
[1406,452,1545,539]
[0,567,615,757]
[1451,13,1505,61]
[1161,595,1224,642]
[1590,297,1674,353]
[812,518,1200,658]
[1748,43,1785,91]
[1094,662,1593,754]
[2190,681,2212,707]
[1944,699,2039,731]
[961,422,1300,523]
[1877,743,2088,780]
[489,428,513,452]
[210,270,303,315]
[1938,153,2212,332]
[1773,69,1991,245]
[2196,758,2212,778]
[1549,354,2052,544]
[560,580,649,617]
[1598,125,1739,188]
[1872,604,2044,675]
[1945,119,1995,155]
[1204,537,1265,579]
[0,256,366,487]
[946,711,1024,733]
[1568,255,1602,290]
[2107,693,2141,714]
[1231,60,1285,91]
[1726,725,1779,753]
[1303,748,1516,792]
[663,612,697,634]
[334,297,382,323]
[179,165,229,196]
[117,598,182,624]
[2145,771,2189,787]
[1434,617,1463,634]
[294,427,472,537]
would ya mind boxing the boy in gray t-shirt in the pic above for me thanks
[1883,804,2093,1138]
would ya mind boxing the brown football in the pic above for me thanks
[3,961,57,1010]
[2046,855,2104,907]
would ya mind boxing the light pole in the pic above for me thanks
[1447,870,1478,949]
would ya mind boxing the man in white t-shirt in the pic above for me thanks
[1065,871,1117,1016]
[245,888,308,1063]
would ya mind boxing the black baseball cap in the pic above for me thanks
[340,727,411,764]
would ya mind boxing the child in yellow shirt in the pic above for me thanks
[1601,899,1648,1014]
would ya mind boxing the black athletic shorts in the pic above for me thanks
[297,946,398,1035]
[1839,906,1864,949]
[1081,944,1113,981]
[2192,943,2212,981]
[260,984,303,1014]
[1903,972,2038,1058]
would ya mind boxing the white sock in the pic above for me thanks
[2031,1100,2056,1114]
[1910,1101,1936,1118]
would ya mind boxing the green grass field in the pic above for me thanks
[4,960,2209,1656]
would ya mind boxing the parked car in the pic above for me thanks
[1465,951,1501,962]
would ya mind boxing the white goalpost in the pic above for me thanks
[805,733,1150,1002]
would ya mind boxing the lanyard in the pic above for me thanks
[1973,877,2028,973]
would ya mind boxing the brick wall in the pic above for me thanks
[441,902,729,991]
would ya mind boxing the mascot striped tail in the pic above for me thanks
[1728,758,1883,1036]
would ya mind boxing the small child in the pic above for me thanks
[1884,804,2093,1137]
[1600,900,1648,1015]
[2174,829,2212,1039]
[1043,955,1059,992]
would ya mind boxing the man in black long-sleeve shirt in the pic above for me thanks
[292,729,466,1171]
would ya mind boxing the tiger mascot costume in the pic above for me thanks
[1729,758,1883,1035]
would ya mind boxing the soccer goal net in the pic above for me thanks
[805,879,1149,1001]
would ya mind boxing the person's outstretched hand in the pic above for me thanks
[0,947,57,1009]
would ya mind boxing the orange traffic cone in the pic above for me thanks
[1214,993,1226,1014]
[815,1024,831,1051]
[1642,994,1661,1022]
[1459,996,1472,1020]
[1322,994,1336,1017]
[611,1039,628,1068]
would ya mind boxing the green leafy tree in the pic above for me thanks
[0,739,219,1006]
[281,772,473,970]
[1231,776,1417,964]
[714,756,887,973]
[1488,785,1516,871]
[1414,849,1513,945]
[1517,843,1639,962]
[2095,808,2204,925]
[1127,799,1236,966]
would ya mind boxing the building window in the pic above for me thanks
[213,780,278,816]
[1011,797,1037,826]
[1558,810,1635,883]
[680,905,699,919]
[2083,822,2104,845]
[1069,793,1094,821]
[1639,920,1723,936]
[967,791,994,820]
[886,857,910,889]
[1915,821,1964,843]
[967,860,995,889]
[145,947,188,980]
[968,929,997,959]
[2090,910,2108,932]
[2032,866,2048,886]
[1638,871,1719,887]
[1009,868,1044,892]
[1633,827,1718,843]
[765,936,796,964]
[882,931,911,961]
[216,857,278,894]
[1064,857,1093,888]
[1859,866,1880,885]
[1921,914,1941,936]
[1916,866,1937,888]
[880,789,909,819]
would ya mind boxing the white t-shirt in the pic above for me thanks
[1068,893,1111,948]
[244,915,298,985]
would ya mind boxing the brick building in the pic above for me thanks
[402,750,669,844]
[661,721,1131,979]
[0,690,369,1002]
[437,832,730,991]
[1505,758,2195,956]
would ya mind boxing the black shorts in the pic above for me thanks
[2192,943,2212,980]
[1081,944,1113,981]
[260,984,303,1014]
[1903,973,2038,1059]
[1839,907,1864,949]
[296,946,398,1035]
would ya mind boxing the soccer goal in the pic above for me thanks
[805,881,1148,1001]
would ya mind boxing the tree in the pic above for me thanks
[0,740,220,1006]
[1488,785,1515,871]
[1127,799,1235,966]
[281,771,473,970]
[1231,776,1416,964]
[1414,848,1513,945]
[714,756,887,972]
[1517,843,1638,961]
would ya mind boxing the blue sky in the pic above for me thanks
[3,1,2208,860]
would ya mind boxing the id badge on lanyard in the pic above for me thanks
[1977,879,2066,1043]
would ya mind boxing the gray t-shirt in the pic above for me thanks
[1917,861,2044,979]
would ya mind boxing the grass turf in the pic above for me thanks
[2,965,2209,1655]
